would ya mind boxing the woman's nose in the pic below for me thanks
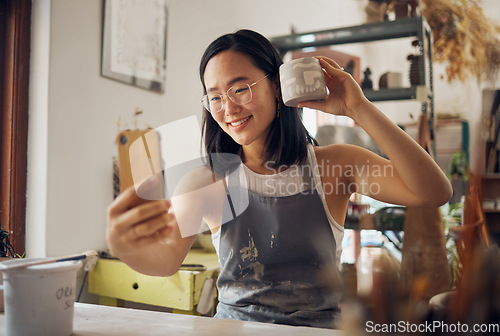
[223,96,240,116]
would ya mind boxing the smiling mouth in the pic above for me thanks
[228,115,252,127]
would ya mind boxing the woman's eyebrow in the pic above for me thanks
[207,76,250,92]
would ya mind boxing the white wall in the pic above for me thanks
[26,0,499,258]
[26,0,50,257]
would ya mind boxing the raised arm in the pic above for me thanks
[299,57,452,207]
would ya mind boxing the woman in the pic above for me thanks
[106,29,452,329]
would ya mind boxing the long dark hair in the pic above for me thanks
[199,29,317,169]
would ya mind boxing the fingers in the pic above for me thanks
[108,176,162,216]
[128,212,173,241]
[109,189,174,242]
[114,199,170,233]
[107,186,136,218]
[297,99,324,111]
[297,57,344,111]
[121,225,172,251]
[315,56,343,71]
[126,200,171,228]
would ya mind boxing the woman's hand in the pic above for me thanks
[106,181,174,259]
[298,56,369,118]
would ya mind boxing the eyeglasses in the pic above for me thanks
[201,74,269,113]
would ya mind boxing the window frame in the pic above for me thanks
[0,0,31,256]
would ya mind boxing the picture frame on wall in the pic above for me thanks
[101,0,168,93]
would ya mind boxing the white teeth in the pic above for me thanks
[230,116,250,127]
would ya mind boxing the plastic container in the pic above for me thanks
[0,258,82,336]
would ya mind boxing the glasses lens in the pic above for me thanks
[202,95,223,113]
[228,84,252,105]
[202,96,210,112]
[202,82,255,114]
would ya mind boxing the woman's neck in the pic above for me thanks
[241,143,286,175]
[241,143,270,174]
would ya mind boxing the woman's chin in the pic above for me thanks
[232,137,253,147]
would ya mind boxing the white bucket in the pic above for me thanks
[0,258,82,336]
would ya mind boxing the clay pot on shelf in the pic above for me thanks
[407,54,422,85]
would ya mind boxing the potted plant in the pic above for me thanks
[0,229,18,312]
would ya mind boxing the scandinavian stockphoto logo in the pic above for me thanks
[127,116,249,238]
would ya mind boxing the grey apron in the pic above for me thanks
[214,161,343,329]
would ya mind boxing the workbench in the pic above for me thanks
[0,303,341,335]
[88,249,219,314]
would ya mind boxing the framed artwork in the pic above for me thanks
[101,0,168,93]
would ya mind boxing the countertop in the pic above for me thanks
[0,303,342,335]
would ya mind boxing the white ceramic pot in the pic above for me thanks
[0,258,82,336]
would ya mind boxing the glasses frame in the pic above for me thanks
[201,74,269,113]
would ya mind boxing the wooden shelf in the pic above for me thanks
[481,175,500,241]
[480,91,500,244]
[484,173,500,179]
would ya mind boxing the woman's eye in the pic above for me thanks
[210,96,222,102]
[234,86,249,95]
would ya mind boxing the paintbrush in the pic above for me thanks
[0,250,98,271]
